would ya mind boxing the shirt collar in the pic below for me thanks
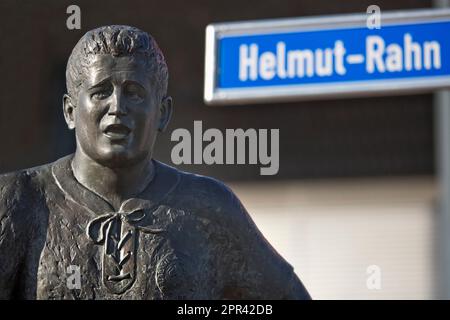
[51,154,181,216]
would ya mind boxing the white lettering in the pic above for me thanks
[239,44,258,81]
[366,35,385,73]
[385,43,403,72]
[404,33,422,71]
[259,52,276,80]
[423,41,441,70]
[287,49,314,78]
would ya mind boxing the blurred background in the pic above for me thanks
[0,0,446,299]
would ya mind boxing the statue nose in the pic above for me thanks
[108,91,127,116]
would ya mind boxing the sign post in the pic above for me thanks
[205,9,450,105]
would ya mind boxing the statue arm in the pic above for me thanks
[0,172,30,299]
[220,188,311,300]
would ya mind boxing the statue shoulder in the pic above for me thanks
[0,167,48,298]
[0,163,51,230]
[0,169,33,205]
[172,167,245,222]
[0,170,36,257]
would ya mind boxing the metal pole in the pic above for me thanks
[434,0,450,300]
[435,88,450,299]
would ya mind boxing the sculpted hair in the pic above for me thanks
[66,25,168,100]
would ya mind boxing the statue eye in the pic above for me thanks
[91,90,111,100]
[92,91,109,100]
[124,83,145,102]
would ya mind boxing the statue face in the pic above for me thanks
[66,54,171,167]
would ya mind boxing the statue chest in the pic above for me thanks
[34,200,223,299]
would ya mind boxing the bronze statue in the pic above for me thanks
[0,25,310,299]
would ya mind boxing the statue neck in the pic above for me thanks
[71,149,155,211]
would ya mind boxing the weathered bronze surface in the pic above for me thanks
[0,25,310,299]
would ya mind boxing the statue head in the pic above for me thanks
[63,25,173,168]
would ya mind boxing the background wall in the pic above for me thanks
[0,0,434,180]
[0,0,439,299]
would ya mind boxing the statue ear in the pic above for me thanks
[63,94,76,130]
[158,96,173,132]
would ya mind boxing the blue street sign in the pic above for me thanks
[204,9,450,105]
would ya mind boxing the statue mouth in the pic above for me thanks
[103,124,131,139]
